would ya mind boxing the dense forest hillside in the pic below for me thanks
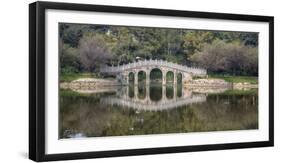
[59,23,258,76]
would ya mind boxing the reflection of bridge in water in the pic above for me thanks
[101,84,206,111]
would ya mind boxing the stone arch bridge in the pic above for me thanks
[100,59,207,85]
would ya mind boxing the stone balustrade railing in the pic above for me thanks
[100,59,207,76]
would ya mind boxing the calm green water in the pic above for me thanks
[59,84,258,139]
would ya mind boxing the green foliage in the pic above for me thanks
[166,71,174,82]
[78,33,112,72]
[138,71,146,82]
[183,31,215,60]
[209,75,258,84]
[217,89,258,96]
[59,39,80,74]
[191,40,258,76]
[59,23,259,77]
[59,24,83,47]
[60,73,98,82]
[128,72,134,82]
[177,73,183,84]
[150,69,162,81]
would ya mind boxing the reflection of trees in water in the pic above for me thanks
[127,84,182,101]
[149,85,162,101]
[137,85,146,99]
[196,94,258,130]
[60,90,258,138]
[60,94,111,138]
[166,85,174,99]
[177,84,182,97]
[128,85,134,98]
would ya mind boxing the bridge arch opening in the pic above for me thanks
[177,72,183,84]
[177,84,183,97]
[128,85,134,98]
[138,71,146,84]
[137,85,146,99]
[150,68,163,84]
[166,85,174,99]
[150,85,162,101]
[128,72,135,84]
[166,71,174,84]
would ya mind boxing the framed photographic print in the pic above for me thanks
[29,1,274,162]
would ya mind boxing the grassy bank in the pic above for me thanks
[60,73,97,82]
[208,75,258,84]
[217,89,258,96]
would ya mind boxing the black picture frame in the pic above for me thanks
[29,1,274,162]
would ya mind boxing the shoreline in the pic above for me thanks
[60,77,258,91]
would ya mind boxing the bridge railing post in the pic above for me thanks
[146,70,150,85]
[174,70,177,85]
[134,85,138,100]
[162,70,166,85]
[134,71,138,85]
[162,85,166,100]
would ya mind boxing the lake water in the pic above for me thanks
[59,84,258,139]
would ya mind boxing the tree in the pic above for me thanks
[78,34,112,72]
[59,39,80,74]
[183,31,215,62]
[60,24,83,47]
[191,40,258,76]
[239,33,258,47]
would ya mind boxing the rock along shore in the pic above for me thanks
[185,79,232,88]
[60,78,119,90]
[184,78,258,89]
